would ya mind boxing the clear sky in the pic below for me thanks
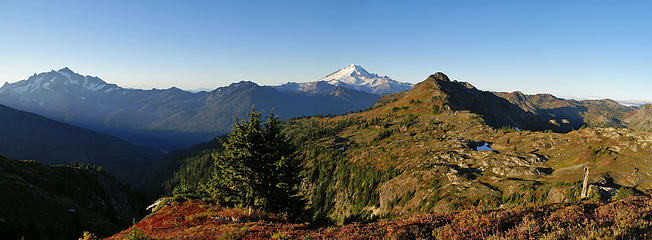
[1,0,650,102]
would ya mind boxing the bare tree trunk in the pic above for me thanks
[581,165,590,199]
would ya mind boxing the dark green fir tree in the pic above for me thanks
[206,106,303,217]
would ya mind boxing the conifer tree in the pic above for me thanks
[207,106,302,215]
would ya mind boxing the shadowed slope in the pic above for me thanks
[0,155,145,239]
[0,104,163,185]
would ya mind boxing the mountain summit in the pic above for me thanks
[0,67,119,95]
[277,64,413,95]
[320,64,378,84]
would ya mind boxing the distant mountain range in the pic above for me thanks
[0,65,398,150]
[2,64,649,152]
[617,100,652,107]
[494,91,652,132]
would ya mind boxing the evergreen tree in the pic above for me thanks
[206,106,302,215]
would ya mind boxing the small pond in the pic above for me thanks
[475,142,496,151]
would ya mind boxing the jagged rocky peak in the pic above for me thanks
[229,81,258,88]
[424,72,478,90]
[51,67,84,81]
[430,72,450,82]
[58,67,74,74]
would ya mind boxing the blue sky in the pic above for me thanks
[1,1,650,102]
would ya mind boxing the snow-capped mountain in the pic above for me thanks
[276,64,413,95]
[0,67,122,96]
